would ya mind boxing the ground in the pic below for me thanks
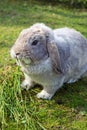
[0,0,87,130]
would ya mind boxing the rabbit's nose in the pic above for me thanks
[16,52,21,59]
[16,53,20,56]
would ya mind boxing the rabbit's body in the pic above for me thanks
[54,28,87,83]
[11,23,87,99]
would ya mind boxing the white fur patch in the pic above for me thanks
[21,58,52,75]
[37,90,53,100]
[10,48,16,58]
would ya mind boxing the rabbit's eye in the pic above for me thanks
[32,40,38,46]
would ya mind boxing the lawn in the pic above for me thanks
[0,0,87,130]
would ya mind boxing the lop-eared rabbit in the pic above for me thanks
[11,23,87,100]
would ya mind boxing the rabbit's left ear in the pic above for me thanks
[47,40,62,74]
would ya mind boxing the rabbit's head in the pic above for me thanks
[11,23,62,73]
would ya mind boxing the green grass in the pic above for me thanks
[0,0,87,129]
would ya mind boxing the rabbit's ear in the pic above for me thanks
[47,40,62,74]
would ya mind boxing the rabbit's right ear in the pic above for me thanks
[47,39,62,74]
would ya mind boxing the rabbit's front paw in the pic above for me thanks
[37,90,53,100]
[21,80,34,90]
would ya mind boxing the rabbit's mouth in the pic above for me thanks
[11,47,33,65]
[17,57,33,66]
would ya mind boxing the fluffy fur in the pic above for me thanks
[11,23,87,99]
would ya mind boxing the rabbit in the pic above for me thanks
[11,23,87,100]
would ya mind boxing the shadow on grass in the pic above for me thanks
[54,78,87,111]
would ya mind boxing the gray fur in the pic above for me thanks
[11,23,87,100]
